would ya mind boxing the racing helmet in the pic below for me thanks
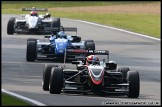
[30,11,38,16]
[86,55,100,65]
[57,31,67,38]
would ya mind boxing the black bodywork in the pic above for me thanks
[43,49,140,98]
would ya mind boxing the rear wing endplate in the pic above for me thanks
[22,8,48,12]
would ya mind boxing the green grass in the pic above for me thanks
[52,11,160,38]
[2,1,156,8]
[1,93,31,106]
[2,1,160,38]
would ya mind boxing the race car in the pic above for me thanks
[26,26,95,61]
[42,49,140,98]
[7,7,60,35]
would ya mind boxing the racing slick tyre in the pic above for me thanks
[85,40,95,50]
[118,67,130,83]
[72,36,81,43]
[49,67,63,94]
[7,17,15,35]
[127,71,140,98]
[43,64,58,91]
[52,18,61,35]
[26,38,37,61]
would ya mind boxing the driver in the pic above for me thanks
[49,31,67,44]
[30,11,38,16]
[86,55,100,65]
[57,31,67,39]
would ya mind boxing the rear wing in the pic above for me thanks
[22,8,48,12]
[51,27,77,35]
[44,27,77,38]
[66,49,109,55]
[88,50,109,55]
[51,27,77,32]
[63,49,109,68]
[44,27,77,41]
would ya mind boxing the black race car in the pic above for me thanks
[42,49,140,98]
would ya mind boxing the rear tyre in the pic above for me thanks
[52,18,61,34]
[127,71,140,98]
[72,36,81,43]
[84,40,95,50]
[42,64,58,91]
[49,67,63,94]
[26,38,37,61]
[7,17,15,35]
[118,67,130,83]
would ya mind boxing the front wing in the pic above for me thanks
[63,80,129,95]
[14,27,52,34]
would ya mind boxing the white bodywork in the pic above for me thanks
[26,16,39,29]
[14,14,53,31]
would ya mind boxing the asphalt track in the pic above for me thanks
[1,14,161,106]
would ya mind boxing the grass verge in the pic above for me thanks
[2,1,160,38]
[1,93,31,106]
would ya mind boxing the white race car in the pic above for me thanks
[7,7,61,35]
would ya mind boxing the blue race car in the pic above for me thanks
[26,26,95,61]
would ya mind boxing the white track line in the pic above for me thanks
[2,89,46,106]
[63,18,160,41]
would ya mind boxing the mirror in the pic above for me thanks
[44,13,51,18]
[72,61,80,64]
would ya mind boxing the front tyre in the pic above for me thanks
[49,67,63,94]
[42,64,58,91]
[7,17,15,35]
[127,71,140,98]
[26,38,37,61]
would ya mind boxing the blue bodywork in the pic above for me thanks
[49,35,70,55]
[55,38,68,54]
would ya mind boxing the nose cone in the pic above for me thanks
[88,66,104,85]
[28,16,38,29]
[57,44,66,54]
